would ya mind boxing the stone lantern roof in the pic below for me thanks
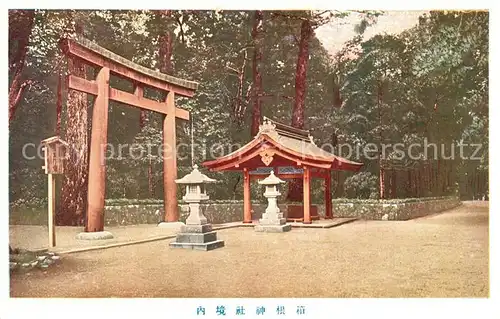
[258,171,285,185]
[175,165,217,185]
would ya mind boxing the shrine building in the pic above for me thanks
[202,117,363,224]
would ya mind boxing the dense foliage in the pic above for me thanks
[9,10,488,211]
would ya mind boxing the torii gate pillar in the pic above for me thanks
[163,91,178,222]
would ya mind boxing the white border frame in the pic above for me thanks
[1,1,497,319]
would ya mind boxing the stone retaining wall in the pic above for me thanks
[10,197,461,226]
[330,197,461,220]
[102,202,277,226]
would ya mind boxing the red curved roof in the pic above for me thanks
[202,118,363,172]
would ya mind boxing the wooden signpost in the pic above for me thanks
[41,136,68,248]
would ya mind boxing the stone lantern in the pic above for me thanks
[169,165,225,250]
[255,171,291,232]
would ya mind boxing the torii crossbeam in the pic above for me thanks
[61,36,198,233]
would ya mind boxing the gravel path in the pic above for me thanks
[10,203,488,298]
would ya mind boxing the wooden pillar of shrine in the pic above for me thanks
[243,168,252,223]
[303,166,312,224]
[325,170,332,219]
[163,91,178,222]
[86,67,110,232]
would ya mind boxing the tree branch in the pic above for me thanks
[245,82,253,104]
[225,64,240,74]
[9,79,33,122]
[175,14,186,44]
[8,9,35,124]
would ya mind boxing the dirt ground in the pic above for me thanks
[10,202,489,298]
[9,224,179,252]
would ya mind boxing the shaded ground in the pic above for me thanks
[10,202,489,298]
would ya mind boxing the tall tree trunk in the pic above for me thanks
[290,19,312,129]
[421,164,426,196]
[473,170,477,199]
[482,171,486,198]
[334,171,345,198]
[59,53,87,226]
[435,161,439,194]
[386,170,392,198]
[287,18,313,202]
[229,50,251,128]
[391,170,397,199]
[142,10,174,197]
[425,162,429,195]
[407,170,412,197]
[158,11,174,74]
[477,170,480,199]
[148,158,153,196]
[250,10,264,136]
[55,72,63,135]
[140,10,173,130]
[140,10,174,131]
[433,161,436,195]
[441,161,447,194]
[429,161,433,194]
[333,74,342,108]
[8,9,35,124]
[377,79,385,199]
[477,171,480,199]
[414,168,418,197]
[58,20,88,226]
[379,168,385,199]
[448,163,455,194]
[436,159,441,195]
[416,168,421,197]
[425,164,429,196]
[429,162,433,195]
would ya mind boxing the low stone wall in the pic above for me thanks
[8,201,269,226]
[105,196,461,224]
[196,202,287,224]
[104,201,284,225]
[9,197,461,226]
[330,196,461,220]
[104,204,164,226]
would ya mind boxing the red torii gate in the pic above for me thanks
[61,36,198,233]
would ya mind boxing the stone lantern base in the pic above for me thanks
[169,224,225,251]
[254,218,291,233]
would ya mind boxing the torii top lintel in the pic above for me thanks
[202,117,363,173]
[61,35,198,98]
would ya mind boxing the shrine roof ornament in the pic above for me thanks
[258,117,309,141]
[175,165,217,184]
[202,117,363,172]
